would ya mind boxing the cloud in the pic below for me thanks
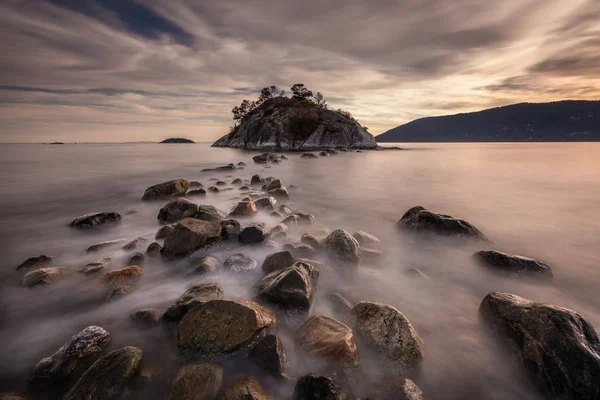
[0,0,599,142]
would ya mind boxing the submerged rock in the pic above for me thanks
[187,188,207,197]
[86,239,126,253]
[105,285,133,301]
[255,197,277,210]
[230,201,258,217]
[361,248,384,263]
[195,205,228,222]
[248,334,288,379]
[268,187,289,199]
[164,283,224,322]
[474,250,553,280]
[352,230,381,247]
[251,174,264,185]
[161,218,222,258]
[102,265,142,284]
[295,316,359,370]
[293,374,350,400]
[253,153,280,164]
[158,198,199,223]
[178,300,276,359]
[257,262,319,312]
[301,233,323,250]
[191,256,221,274]
[16,255,53,271]
[239,223,271,244]
[398,206,485,239]
[220,219,242,241]
[170,363,223,400]
[479,292,600,400]
[22,267,67,288]
[125,252,144,266]
[300,153,318,159]
[155,224,174,239]
[70,212,121,229]
[80,259,111,275]
[325,293,353,318]
[30,326,110,385]
[324,230,361,267]
[142,179,190,201]
[130,309,162,329]
[145,242,161,257]
[350,301,423,375]
[222,377,271,400]
[283,243,316,258]
[261,250,296,274]
[122,237,147,251]
[224,253,258,272]
[63,346,143,400]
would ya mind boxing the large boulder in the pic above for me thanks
[220,219,242,241]
[178,300,276,359]
[229,201,258,217]
[398,206,485,239]
[164,283,224,322]
[16,255,53,271]
[350,301,423,375]
[22,267,66,288]
[324,230,361,267]
[257,262,319,312]
[479,292,600,400]
[239,223,271,244]
[195,205,228,222]
[211,98,377,150]
[30,326,110,385]
[222,377,272,400]
[142,179,190,201]
[157,198,199,223]
[474,250,553,280]
[248,334,288,379]
[169,363,223,400]
[70,212,121,229]
[293,374,350,400]
[63,346,143,400]
[261,251,296,274]
[161,218,222,258]
[295,316,359,370]
[224,253,258,272]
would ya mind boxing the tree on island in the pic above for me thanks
[290,83,313,101]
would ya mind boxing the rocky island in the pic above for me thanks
[212,84,378,150]
[160,138,195,143]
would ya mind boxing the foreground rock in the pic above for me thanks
[296,316,359,370]
[178,300,276,359]
[157,198,199,223]
[195,205,228,222]
[224,253,258,272]
[22,267,66,288]
[479,292,600,400]
[70,212,121,229]
[325,230,361,267]
[293,374,350,400]
[164,283,224,322]
[30,326,110,385]
[398,206,485,239]
[248,334,288,379]
[63,346,143,400]
[350,301,423,375]
[142,179,190,201]
[170,363,223,400]
[239,223,271,244]
[474,250,553,281]
[220,219,242,241]
[155,224,174,239]
[261,251,296,274]
[16,255,53,271]
[161,218,222,258]
[222,377,271,400]
[257,262,319,312]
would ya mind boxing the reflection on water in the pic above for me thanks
[1,142,599,399]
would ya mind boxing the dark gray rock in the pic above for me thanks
[251,175,264,185]
[145,242,161,257]
[232,178,243,185]
[126,252,144,266]
[155,224,174,239]
[170,363,223,400]
[265,179,282,191]
[268,187,289,199]
[187,188,206,197]
[142,179,190,201]
[130,309,162,329]
[261,251,296,274]
[257,262,319,312]
[248,334,288,379]
[300,153,318,159]
[161,218,222,258]
[220,219,242,241]
[164,283,224,322]
[224,253,258,272]
[216,180,227,186]
[398,205,485,239]
[70,212,121,229]
[86,239,127,253]
[191,256,221,274]
[324,230,361,267]
[474,250,553,280]
[195,205,228,222]
[253,153,280,164]
[239,223,271,244]
[479,291,600,400]
[63,346,143,400]
[293,374,350,400]
[122,237,147,251]
[30,326,110,385]
[214,164,236,171]
[16,255,53,271]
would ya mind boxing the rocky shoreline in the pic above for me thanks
[4,150,599,400]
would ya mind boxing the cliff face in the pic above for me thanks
[212,97,377,150]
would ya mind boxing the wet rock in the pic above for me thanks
[224,253,258,272]
[261,251,296,274]
[270,211,283,219]
[295,316,359,370]
[215,164,236,171]
[324,230,361,267]
[248,334,288,379]
[222,377,272,400]
[63,346,143,400]
[216,180,227,186]
[156,224,174,239]
[398,206,485,239]
[281,215,299,226]
[16,255,53,271]
[257,262,319,312]
[239,223,271,244]
[474,250,553,280]
[80,259,111,275]
[190,181,202,187]
[350,301,423,374]
[231,178,243,185]
[122,237,148,251]
[361,248,383,263]
[295,213,316,225]
[178,300,276,359]
[164,283,224,322]
[102,265,142,284]
[105,285,132,301]
[195,205,228,222]
[208,186,220,193]
[319,151,330,157]
[130,309,162,329]
[230,201,258,217]
[300,153,318,159]
[293,374,350,400]
[265,179,282,191]
[237,162,246,166]
[30,326,110,385]
[479,291,600,400]
[239,185,250,191]
[187,188,207,197]
[142,179,190,201]
[283,243,316,258]
[268,187,289,199]
[161,218,222,258]
[271,223,288,235]
[170,363,223,400]
[22,267,67,288]
[352,230,381,247]
[220,219,242,241]
[251,175,264,185]
[146,242,161,257]
[126,252,144,266]
[325,293,353,317]
[70,212,121,229]
[254,153,279,164]
[191,256,221,274]
[301,233,323,250]
[255,197,277,210]
[86,239,126,253]
[158,198,199,224]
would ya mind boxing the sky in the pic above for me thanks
[0,0,599,143]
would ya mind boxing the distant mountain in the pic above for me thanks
[377,100,600,142]
[160,138,195,143]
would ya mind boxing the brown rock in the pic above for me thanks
[102,265,142,284]
[161,218,222,258]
